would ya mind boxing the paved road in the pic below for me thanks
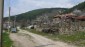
[9,29,77,47]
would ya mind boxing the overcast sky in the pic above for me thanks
[4,0,85,17]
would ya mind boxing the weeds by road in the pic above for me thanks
[58,32,85,46]
[2,32,13,47]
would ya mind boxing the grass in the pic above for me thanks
[58,32,85,42]
[57,32,85,46]
[2,32,13,47]
[25,28,85,47]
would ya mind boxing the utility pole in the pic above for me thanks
[0,0,4,47]
[8,7,11,33]
[14,15,16,28]
[8,0,11,33]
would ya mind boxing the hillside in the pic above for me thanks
[63,1,85,13]
[4,8,68,22]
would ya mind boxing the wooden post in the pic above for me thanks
[0,0,4,47]
[8,7,11,33]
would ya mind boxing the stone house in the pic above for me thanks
[3,21,13,30]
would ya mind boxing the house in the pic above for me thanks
[75,16,85,21]
[3,21,13,30]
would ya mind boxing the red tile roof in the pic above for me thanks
[75,16,85,20]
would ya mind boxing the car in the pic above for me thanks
[11,27,17,33]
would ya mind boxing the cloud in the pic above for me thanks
[4,0,85,17]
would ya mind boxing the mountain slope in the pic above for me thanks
[63,1,85,13]
[4,8,68,21]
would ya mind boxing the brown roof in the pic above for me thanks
[75,16,85,20]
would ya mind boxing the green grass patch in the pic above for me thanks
[58,32,85,42]
[57,32,85,46]
[2,32,13,47]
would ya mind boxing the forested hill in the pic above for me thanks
[63,1,85,13]
[4,8,68,21]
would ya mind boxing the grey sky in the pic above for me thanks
[4,0,85,17]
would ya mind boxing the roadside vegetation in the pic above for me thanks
[2,31,13,47]
[25,29,85,47]
[58,32,85,46]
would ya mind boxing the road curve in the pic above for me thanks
[9,29,77,47]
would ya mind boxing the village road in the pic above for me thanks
[9,28,77,47]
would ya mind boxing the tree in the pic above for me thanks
[73,9,82,31]
[73,9,82,16]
